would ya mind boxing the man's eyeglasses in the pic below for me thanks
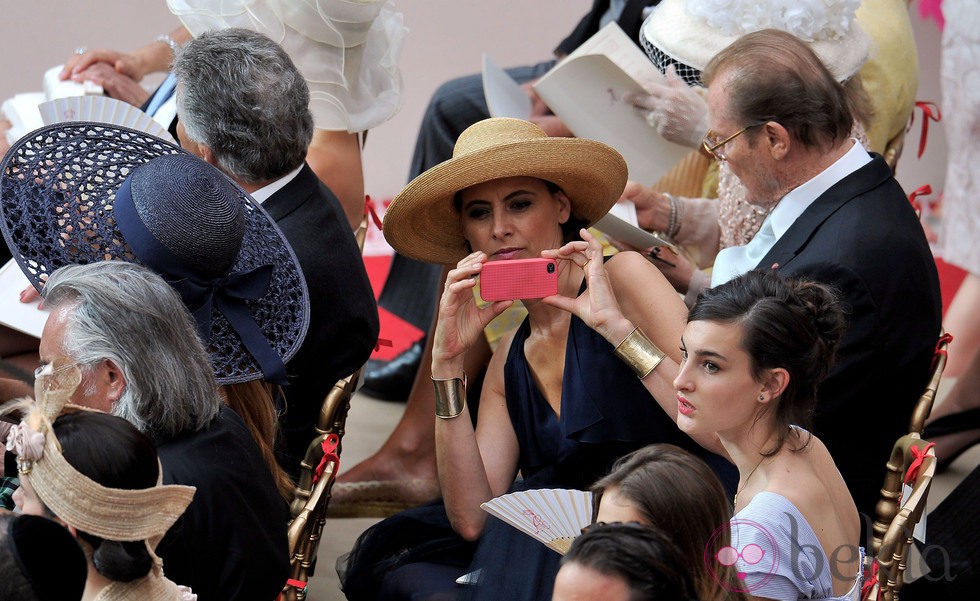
[700,122,766,161]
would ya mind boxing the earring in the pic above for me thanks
[758,393,765,401]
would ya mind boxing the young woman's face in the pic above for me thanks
[595,485,646,526]
[11,476,47,517]
[458,176,570,261]
[673,319,767,438]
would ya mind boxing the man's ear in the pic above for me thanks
[764,122,791,160]
[103,359,127,405]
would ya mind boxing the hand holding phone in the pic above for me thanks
[479,258,558,302]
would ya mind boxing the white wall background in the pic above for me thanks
[0,1,948,200]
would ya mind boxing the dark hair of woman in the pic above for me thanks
[53,411,160,582]
[590,444,744,601]
[562,522,697,601]
[688,269,847,455]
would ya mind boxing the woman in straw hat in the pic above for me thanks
[341,117,732,601]
[6,358,197,600]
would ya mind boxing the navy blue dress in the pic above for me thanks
[340,313,734,601]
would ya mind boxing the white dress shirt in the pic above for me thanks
[249,164,305,205]
[711,140,872,286]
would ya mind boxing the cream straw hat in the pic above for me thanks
[382,118,628,265]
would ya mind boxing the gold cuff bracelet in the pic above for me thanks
[614,327,666,379]
[433,375,466,419]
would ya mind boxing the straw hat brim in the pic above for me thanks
[643,0,871,82]
[0,123,309,385]
[383,137,628,265]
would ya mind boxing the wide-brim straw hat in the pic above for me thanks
[383,118,628,265]
[0,122,309,385]
[643,0,871,83]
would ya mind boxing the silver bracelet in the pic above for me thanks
[665,193,683,240]
[155,33,180,57]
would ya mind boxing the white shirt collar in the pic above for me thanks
[768,139,871,240]
[249,164,305,204]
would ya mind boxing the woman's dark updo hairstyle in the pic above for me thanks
[53,411,160,582]
[453,179,589,246]
[689,270,847,455]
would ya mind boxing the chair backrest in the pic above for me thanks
[280,206,373,601]
[907,332,952,436]
[864,436,936,600]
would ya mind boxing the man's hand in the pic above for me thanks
[73,63,150,108]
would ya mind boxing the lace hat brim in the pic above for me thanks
[0,123,310,385]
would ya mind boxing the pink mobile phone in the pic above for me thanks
[480,258,558,302]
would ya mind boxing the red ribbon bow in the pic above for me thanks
[904,442,936,484]
[908,185,932,216]
[932,332,954,371]
[313,433,341,485]
[908,101,942,159]
[364,195,384,231]
[861,559,880,599]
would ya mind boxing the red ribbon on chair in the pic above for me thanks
[374,337,393,352]
[908,101,942,159]
[313,433,341,485]
[908,185,932,216]
[904,442,936,484]
[932,332,954,371]
[364,195,384,231]
[861,559,880,599]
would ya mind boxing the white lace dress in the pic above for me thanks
[938,0,980,275]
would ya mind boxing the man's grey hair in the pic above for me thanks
[174,27,313,183]
[43,261,221,442]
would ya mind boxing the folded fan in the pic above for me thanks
[38,96,177,144]
[480,488,592,555]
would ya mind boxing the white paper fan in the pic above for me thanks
[38,96,177,144]
[480,488,593,555]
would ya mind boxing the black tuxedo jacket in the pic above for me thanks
[556,0,662,56]
[263,164,379,466]
[758,155,942,519]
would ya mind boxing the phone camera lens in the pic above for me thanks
[547,263,556,273]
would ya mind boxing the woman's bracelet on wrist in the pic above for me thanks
[433,374,466,419]
[665,193,683,240]
[614,328,666,379]
[155,33,181,57]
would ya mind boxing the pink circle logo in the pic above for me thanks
[703,519,779,593]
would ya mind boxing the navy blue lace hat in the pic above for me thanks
[0,122,309,385]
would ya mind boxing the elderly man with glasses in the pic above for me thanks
[693,29,941,525]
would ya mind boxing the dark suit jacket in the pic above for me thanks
[263,164,379,466]
[758,155,942,520]
[158,406,289,601]
[556,0,662,56]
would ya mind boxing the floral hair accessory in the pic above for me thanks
[5,423,45,474]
